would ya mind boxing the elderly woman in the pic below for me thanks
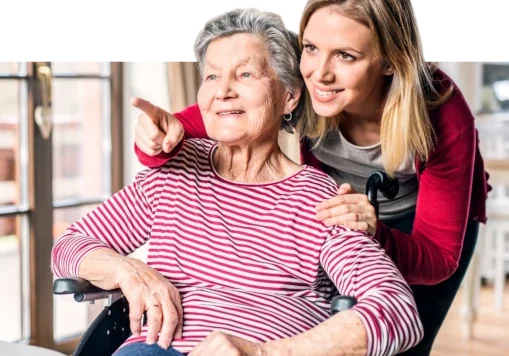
[52,9,422,356]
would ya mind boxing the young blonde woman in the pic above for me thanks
[132,1,489,354]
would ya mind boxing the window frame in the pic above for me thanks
[0,62,123,352]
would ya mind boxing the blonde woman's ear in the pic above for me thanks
[383,63,394,76]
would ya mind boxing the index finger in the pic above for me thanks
[128,301,144,337]
[316,195,345,212]
[131,97,162,122]
[316,194,367,212]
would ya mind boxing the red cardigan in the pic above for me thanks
[134,70,489,285]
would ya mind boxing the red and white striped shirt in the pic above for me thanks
[52,139,423,355]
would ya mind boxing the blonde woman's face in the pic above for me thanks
[300,6,391,118]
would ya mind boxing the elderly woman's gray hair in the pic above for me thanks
[194,8,305,132]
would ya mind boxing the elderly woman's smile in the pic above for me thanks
[217,110,245,116]
[215,109,246,120]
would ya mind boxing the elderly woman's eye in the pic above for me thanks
[205,74,217,81]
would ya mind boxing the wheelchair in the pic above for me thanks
[53,170,398,356]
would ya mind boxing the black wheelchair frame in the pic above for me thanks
[53,170,398,356]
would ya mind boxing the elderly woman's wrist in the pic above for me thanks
[260,340,292,356]
[78,248,129,288]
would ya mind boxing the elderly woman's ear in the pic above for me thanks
[284,88,302,116]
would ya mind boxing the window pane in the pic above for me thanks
[0,215,22,342]
[53,205,106,340]
[0,62,19,74]
[52,79,111,202]
[0,80,21,207]
[52,62,110,76]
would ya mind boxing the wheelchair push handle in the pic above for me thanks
[330,170,399,315]
[365,170,399,218]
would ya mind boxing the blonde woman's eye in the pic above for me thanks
[339,52,355,61]
[240,72,252,78]
[304,45,316,52]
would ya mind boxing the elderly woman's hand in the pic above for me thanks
[315,183,378,236]
[116,257,183,350]
[188,331,264,356]
[132,97,184,156]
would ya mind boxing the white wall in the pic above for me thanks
[438,62,483,113]
[122,62,170,183]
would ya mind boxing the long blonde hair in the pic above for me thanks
[297,0,452,176]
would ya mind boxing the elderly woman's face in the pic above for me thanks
[198,33,286,145]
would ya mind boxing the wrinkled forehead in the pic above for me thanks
[203,33,271,73]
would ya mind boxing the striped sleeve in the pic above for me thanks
[319,227,423,356]
[51,169,162,278]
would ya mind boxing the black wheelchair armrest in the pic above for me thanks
[53,278,122,303]
[53,279,131,355]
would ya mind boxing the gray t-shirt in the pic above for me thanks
[310,130,418,221]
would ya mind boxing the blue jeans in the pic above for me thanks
[114,343,186,356]
[384,210,479,355]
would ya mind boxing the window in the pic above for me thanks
[481,63,509,113]
[0,62,122,352]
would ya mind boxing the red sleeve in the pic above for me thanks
[373,92,476,285]
[134,103,207,168]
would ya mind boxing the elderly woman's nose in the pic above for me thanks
[215,77,237,100]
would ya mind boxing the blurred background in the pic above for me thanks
[0,62,508,355]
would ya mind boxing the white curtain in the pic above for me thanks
[167,62,201,112]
